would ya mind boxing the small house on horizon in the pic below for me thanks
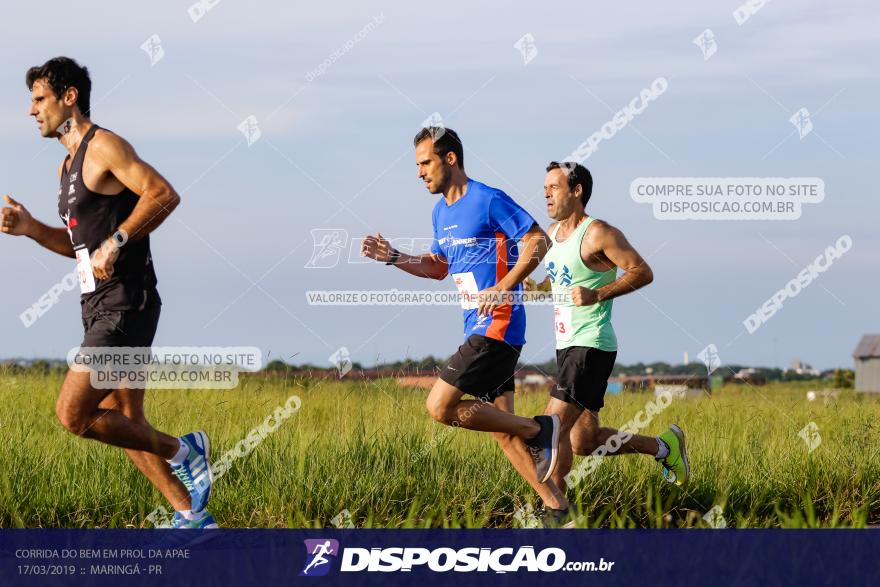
[853,335,880,393]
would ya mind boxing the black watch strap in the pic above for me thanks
[385,248,401,265]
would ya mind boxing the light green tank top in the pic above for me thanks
[545,217,618,351]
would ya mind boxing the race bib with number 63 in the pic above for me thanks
[554,305,573,342]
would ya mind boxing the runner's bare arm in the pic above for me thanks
[572,222,652,305]
[393,251,449,280]
[526,221,556,291]
[1,194,74,258]
[476,223,549,316]
[88,131,181,243]
[361,233,448,280]
[496,223,550,291]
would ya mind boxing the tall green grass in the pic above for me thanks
[1,373,877,528]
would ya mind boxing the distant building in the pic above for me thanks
[515,371,552,389]
[611,374,709,392]
[732,368,766,386]
[735,367,755,378]
[788,358,820,377]
[853,335,880,393]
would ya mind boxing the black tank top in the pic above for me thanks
[57,124,160,311]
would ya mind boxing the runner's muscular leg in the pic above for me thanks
[544,398,586,494]
[425,378,540,439]
[569,410,659,457]
[492,392,567,510]
[55,368,179,458]
[97,389,191,512]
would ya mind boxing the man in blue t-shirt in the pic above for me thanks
[363,127,567,510]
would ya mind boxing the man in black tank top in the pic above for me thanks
[1,57,216,528]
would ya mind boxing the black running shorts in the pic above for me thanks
[80,300,161,349]
[552,346,617,412]
[439,334,522,402]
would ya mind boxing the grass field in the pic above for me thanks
[1,372,879,528]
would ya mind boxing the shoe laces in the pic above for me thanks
[172,465,195,491]
[527,444,541,462]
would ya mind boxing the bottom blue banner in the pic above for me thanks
[1,529,877,586]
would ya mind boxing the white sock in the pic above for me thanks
[167,439,189,466]
[179,509,201,521]
[655,438,670,459]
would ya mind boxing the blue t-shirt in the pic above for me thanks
[431,179,537,345]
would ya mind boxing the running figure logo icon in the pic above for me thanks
[305,229,348,269]
[300,539,340,577]
[140,34,165,67]
[692,29,717,61]
[422,112,445,140]
[513,33,538,65]
[559,265,572,286]
[237,115,262,146]
[789,107,813,139]
[328,347,352,378]
[546,261,572,286]
[697,343,722,375]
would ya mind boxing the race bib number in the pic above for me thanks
[452,272,479,310]
[554,305,573,342]
[75,247,96,294]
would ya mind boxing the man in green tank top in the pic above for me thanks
[532,161,690,527]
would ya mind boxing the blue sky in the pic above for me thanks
[0,0,876,370]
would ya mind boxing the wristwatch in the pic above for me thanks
[385,248,401,265]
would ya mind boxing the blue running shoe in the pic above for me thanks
[170,431,212,512]
[525,415,560,483]
[170,511,219,529]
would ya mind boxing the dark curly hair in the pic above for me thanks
[26,57,91,116]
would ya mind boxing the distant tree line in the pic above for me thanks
[260,357,852,384]
[0,358,855,387]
